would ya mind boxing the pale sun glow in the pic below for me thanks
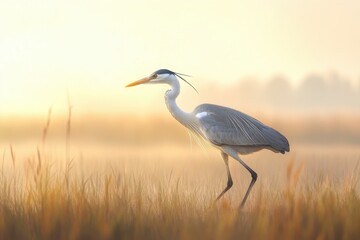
[1,0,359,116]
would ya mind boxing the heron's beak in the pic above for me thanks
[125,77,150,87]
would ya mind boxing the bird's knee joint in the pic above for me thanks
[227,178,233,187]
[252,172,257,181]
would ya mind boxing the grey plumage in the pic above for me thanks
[194,104,290,154]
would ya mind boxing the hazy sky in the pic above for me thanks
[1,0,360,115]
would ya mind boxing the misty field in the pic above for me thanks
[0,115,360,239]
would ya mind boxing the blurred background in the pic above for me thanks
[1,0,360,172]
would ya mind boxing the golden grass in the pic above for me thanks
[0,143,359,240]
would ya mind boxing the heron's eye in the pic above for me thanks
[152,74,158,79]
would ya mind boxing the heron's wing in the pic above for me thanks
[193,104,289,153]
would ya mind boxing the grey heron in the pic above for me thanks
[126,69,290,208]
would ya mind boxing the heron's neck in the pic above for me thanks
[165,81,191,125]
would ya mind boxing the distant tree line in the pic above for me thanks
[201,72,360,113]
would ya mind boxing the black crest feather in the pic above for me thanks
[154,69,198,93]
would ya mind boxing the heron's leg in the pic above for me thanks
[239,169,257,209]
[222,147,257,209]
[215,152,233,201]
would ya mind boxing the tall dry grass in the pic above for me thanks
[0,112,360,239]
[0,147,359,240]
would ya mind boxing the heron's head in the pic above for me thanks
[126,69,197,92]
